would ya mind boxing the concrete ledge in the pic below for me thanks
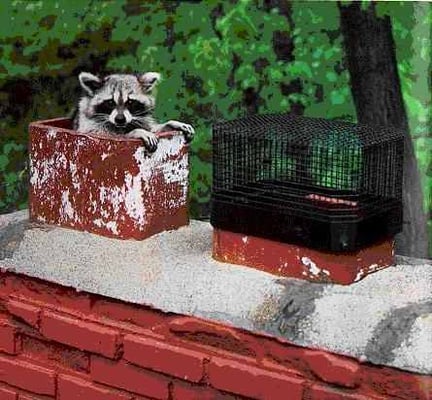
[0,210,431,375]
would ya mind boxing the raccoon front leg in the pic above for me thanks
[125,129,159,152]
[156,120,195,143]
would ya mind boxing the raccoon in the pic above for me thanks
[73,72,194,152]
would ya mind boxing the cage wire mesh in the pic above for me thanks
[211,113,404,252]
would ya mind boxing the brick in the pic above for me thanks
[19,395,56,400]
[40,310,120,358]
[0,355,56,395]
[6,299,40,328]
[133,396,162,400]
[302,350,360,388]
[7,318,44,343]
[133,396,160,400]
[124,334,205,382]
[173,380,245,400]
[5,276,91,314]
[208,356,305,399]
[0,386,18,400]
[307,384,381,400]
[58,374,133,400]
[415,375,432,400]
[360,363,432,400]
[0,313,13,326]
[91,356,169,399]
[22,335,89,373]
[91,298,168,330]
[0,325,18,354]
[168,317,259,358]
[261,337,314,376]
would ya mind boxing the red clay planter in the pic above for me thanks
[213,229,395,284]
[29,118,189,240]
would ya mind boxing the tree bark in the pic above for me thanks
[338,2,429,258]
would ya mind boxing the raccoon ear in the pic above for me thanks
[138,72,161,93]
[78,72,103,96]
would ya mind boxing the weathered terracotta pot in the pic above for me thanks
[29,118,189,240]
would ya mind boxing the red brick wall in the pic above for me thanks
[0,271,430,400]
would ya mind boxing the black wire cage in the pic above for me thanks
[211,113,404,252]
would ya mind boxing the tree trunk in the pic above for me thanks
[338,2,429,258]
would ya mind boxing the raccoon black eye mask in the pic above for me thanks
[73,72,195,152]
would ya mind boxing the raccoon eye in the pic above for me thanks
[95,99,116,114]
[125,99,144,114]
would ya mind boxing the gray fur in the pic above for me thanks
[74,72,194,152]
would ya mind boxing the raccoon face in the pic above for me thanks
[78,72,160,133]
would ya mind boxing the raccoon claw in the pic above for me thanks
[142,135,159,153]
[165,121,195,143]
[178,123,195,143]
[126,129,159,153]
[183,126,195,144]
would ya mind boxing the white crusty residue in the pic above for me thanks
[152,135,185,162]
[278,262,289,272]
[125,136,188,218]
[36,215,47,223]
[69,161,80,190]
[355,264,381,282]
[99,186,125,214]
[93,218,119,234]
[161,157,189,185]
[133,147,154,183]
[30,152,67,189]
[354,269,366,282]
[124,172,146,225]
[301,256,321,276]
[60,189,76,221]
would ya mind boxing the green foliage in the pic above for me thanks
[290,2,356,120]
[310,130,362,191]
[0,142,27,211]
[0,0,124,78]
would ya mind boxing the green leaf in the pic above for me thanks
[330,90,345,105]
[0,154,9,170]
[5,172,18,185]
[326,71,337,82]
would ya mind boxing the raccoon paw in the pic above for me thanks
[182,125,195,143]
[126,129,159,152]
[141,132,159,152]
[166,121,195,143]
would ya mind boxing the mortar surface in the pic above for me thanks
[1,210,431,375]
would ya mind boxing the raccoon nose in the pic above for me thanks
[115,114,126,125]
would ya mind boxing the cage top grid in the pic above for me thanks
[212,113,404,200]
[212,113,405,147]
